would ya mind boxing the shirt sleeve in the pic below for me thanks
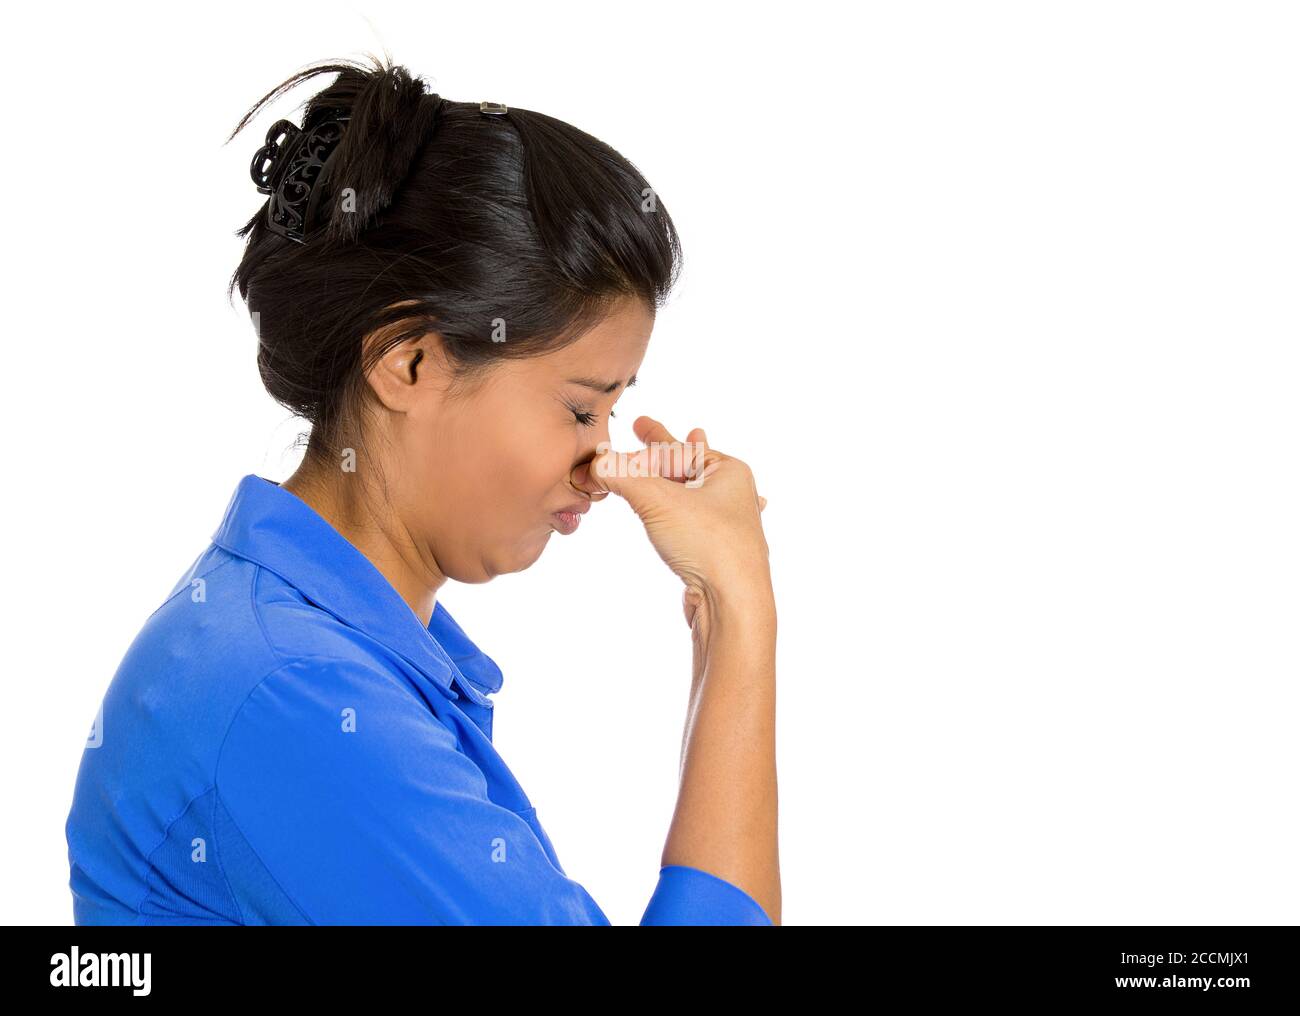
[640,864,774,926]
[216,655,773,926]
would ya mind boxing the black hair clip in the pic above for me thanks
[249,107,351,244]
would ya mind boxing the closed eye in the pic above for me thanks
[572,408,617,427]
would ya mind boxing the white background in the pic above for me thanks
[2,1,1296,925]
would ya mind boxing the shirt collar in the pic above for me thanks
[210,474,503,703]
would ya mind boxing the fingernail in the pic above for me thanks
[571,462,590,486]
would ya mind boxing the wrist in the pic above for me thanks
[703,559,773,610]
[698,575,776,641]
[688,580,776,695]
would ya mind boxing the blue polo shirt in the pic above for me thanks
[64,474,772,925]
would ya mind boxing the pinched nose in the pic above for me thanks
[569,461,610,501]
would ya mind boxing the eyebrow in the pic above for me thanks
[565,373,638,395]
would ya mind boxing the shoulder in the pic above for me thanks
[100,542,440,779]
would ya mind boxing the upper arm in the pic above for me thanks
[215,656,610,925]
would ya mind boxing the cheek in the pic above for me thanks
[464,422,572,524]
[429,389,576,530]
[505,436,573,507]
[482,438,570,568]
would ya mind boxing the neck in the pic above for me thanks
[281,459,447,627]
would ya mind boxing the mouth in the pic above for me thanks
[550,499,590,536]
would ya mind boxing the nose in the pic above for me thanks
[569,418,615,500]
[568,460,610,501]
[569,410,618,496]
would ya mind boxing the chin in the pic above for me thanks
[477,532,550,581]
[523,532,551,566]
[516,528,553,568]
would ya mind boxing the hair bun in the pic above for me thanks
[306,62,443,244]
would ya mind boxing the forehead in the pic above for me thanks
[467,298,654,398]
[545,298,654,374]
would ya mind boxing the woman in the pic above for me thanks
[64,55,778,925]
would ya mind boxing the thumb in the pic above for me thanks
[571,445,672,509]
[570,460,593,490]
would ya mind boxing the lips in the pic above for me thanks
[550,499,590,536]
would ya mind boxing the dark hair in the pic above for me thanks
[225,53,681,469]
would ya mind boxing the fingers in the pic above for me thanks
[683,427,715,484]
[570,457,604,496]
[569,416,714,497]
[569,444,667,498]
[635,416,714,483]
[758,495,767,512]
[568,460,609,501]
[632,415,687,480]
[633,415,680,447]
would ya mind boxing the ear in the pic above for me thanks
[365,333,436,413]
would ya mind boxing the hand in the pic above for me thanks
[569,416,770,626]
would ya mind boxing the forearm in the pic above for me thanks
[661,573,781,924]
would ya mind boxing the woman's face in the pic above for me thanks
[372,296,654,583]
